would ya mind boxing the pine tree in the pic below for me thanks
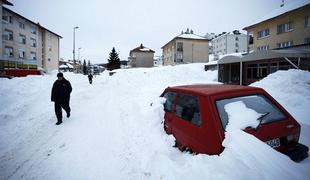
[83,60,87,75]
[87,60,91,74]
[107,47,121,71]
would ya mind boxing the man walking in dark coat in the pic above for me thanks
[51,72,72,125]
[88,73,93,84]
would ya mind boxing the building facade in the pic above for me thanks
[211,30,247,58]
[128,44,155,68]
[0,1,61,73]
[216,0,310,85]
[162,30,209,65]
[243,0,310,52]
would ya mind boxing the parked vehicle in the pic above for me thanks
[161,84,308,162]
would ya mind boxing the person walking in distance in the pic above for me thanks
[51,72,72,125]
[88,73,93,84]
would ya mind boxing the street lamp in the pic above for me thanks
[73,26,79,63]
[78,47,82,61]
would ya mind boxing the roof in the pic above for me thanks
[161,33,208,49]
[167,84,260,96]
[218,48,310,65]
[244,0,310,30]
[3,7,62,38]
[2,0,13,6]
[130,44,155,54]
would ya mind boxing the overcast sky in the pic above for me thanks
[8,0,295,63]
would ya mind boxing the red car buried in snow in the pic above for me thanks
[161,84,308,162]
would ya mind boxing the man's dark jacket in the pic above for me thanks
[51,78,72,102]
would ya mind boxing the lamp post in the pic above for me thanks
[78,47,82,61]
[73,26,79,63]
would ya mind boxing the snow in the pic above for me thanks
[246,0,310,28]
[66,63,74,68]
[219,52,244,59]
[140,48,152,51]
[0,64,310,179]
[223,101,261,132]
[59,64,67,68]
[178,33,206,40]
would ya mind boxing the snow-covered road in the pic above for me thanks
[1,64,309,180]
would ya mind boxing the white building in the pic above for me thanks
[0,0,62,73]
[153,55,163,66]
[211,30,247,60]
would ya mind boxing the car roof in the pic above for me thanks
[166,84,263,96]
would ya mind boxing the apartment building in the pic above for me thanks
[211,30,247,58]
[243,0,310,51]
[216,0,310,85]
[128,44,155,68]
[162,29,209,65]
[0,0,62,75]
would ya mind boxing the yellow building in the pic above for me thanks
[243,0,310,51]
[216,0,310,85]
[162,29,209,65]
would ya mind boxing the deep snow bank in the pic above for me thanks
[0,65,309,180]
[251,69,310,126]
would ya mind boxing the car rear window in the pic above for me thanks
[216,94,286,130]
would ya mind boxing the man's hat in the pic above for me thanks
[57,72,63,78]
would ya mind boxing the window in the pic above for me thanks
[306,16,310,27]
[48,58,51,62]
[257,29,270,39]
[305,38,310,44]
[163,92,177,112]
[216,95,286,130]
[4,46,14,57]
[30,52,36,60]
[257,45,269,51]
[175,94,201,126]
[3,29,13,41]
[19,49,25,59]
[277,41,293,48]
[19,34,26,44]
[30,38,36,47]
[176,52,183,63]
[247,63,268,79]
[2,15,12,23]
[19,22,25,29]
[30,27,37,34]
[235,37,239,41]
[177,42,183,51]
[235,43,239,47]
[48,46,52,52]
[277,22,293,34]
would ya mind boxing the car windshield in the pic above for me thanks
[216,94,286,130]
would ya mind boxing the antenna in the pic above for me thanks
[280,0,284,7]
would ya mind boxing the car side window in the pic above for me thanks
[175,94,201,126]
[163,92,177,112]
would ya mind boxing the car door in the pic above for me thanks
[173,93,200,149]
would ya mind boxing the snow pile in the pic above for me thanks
[223,101,261,132]
[0,65,310,180]
[251,69,310,126]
